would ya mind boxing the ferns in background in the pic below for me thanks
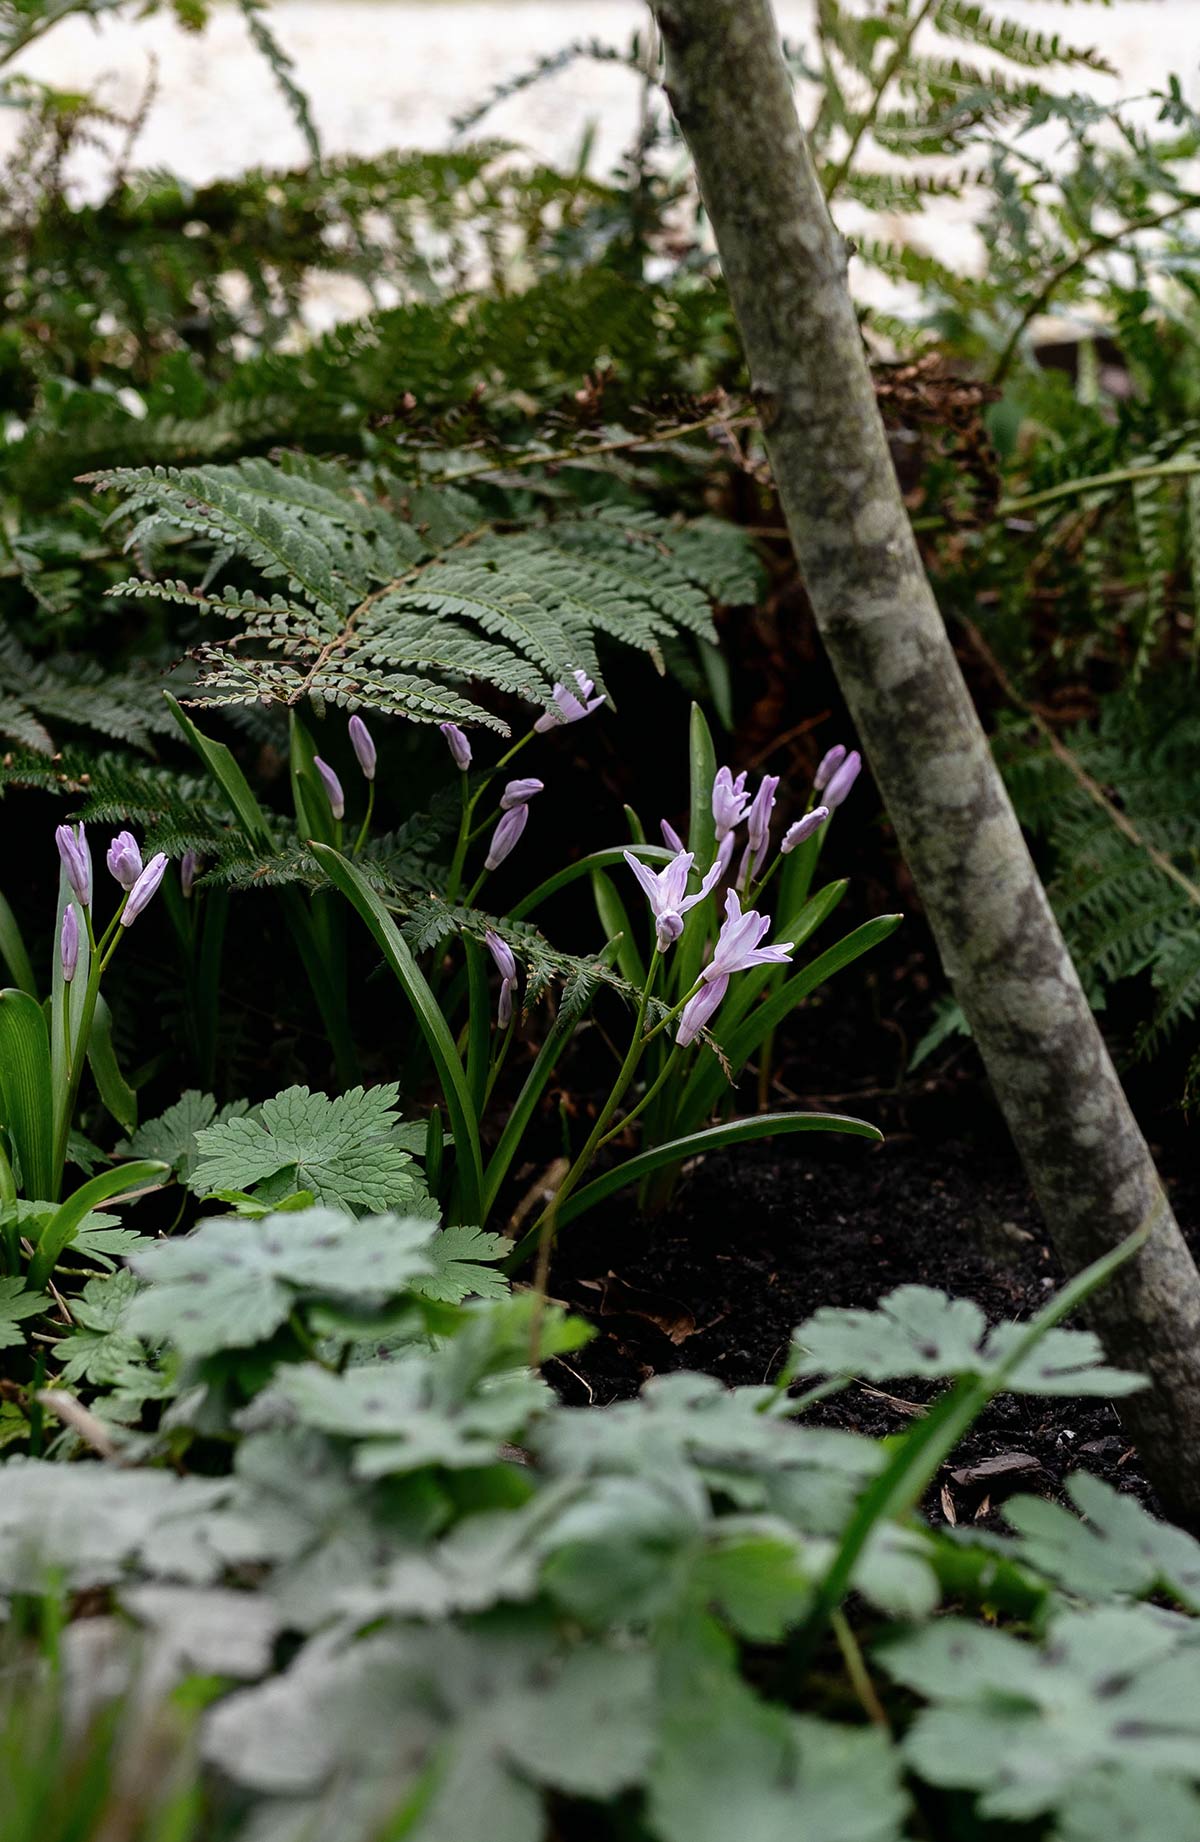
[87,449,757,729]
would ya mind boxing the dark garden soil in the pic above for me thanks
[542,1091,1198,1528]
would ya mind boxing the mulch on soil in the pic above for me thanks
[545,1126,1198,1526]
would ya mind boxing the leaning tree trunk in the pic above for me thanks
[652,0,1200,1520]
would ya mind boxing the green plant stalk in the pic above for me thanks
[352,782,375,857]
[27,1159,169,1292]
[513,948,662,1258]
[508,1109,882,1264]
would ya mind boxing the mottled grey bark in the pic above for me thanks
[653,0,1200,1520]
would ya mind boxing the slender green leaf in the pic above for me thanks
[0,890,36,999]
[0,988,54,1201]
[511,1111,881,1259]
[27,1159,169,1291]
[793,1223,1150,1659]
[86,995,138,1135]
[312,845,483,1225]
[463,936,491,1119]
[510,845,672,922]
[681,915,903,1129]
[165,692,275,849]
[592,870,646,988]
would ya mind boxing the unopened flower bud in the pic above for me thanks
[107,831,143,890]
[440,723,472,772]
[484,928,519,1028]
[60,904,79,983]
[500,778,543,811]
[180,850,199,898]
[781,807,830,853]
[119,852,169,927]
[660,819,685,853]
[484,803,528,871]
[348,714,376,782]
[823,750,862,810]
[55,823,91,908]
[814,744,847,792]
[314,756,345,821]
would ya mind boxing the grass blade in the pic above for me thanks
[0,989,55,1202]
[0,889,36,999]
[508,1110,881,1261]
[510,845,672,922]
[86,995,138,1134]
[27,1160,169,1292]
[312,844,484,1224]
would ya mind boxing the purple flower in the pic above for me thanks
[348,714,376,782]
[712,767,750,840]
[534,671,605,733]
[500,778,543,811]
[106,831,143,891]
[485,803,528,871]
[119,852,169,928]
[781,807,830,853]
[715,831,737,881]
[484,929,519,1027]
[814,744,847,792]
[60,904,79,984]
[440,723,472,772]
[313,756,345,821]
[746,776,779,855]
[55,823,91,908]
[660,818,685,853]
[824,750,862,810]
[738,774,781,887]
[706,888,794,980]
[676,973,729,1048]
[623,847,723,954]
[180,850,199,899]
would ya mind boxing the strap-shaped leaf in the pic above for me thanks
[312,845,484,1225]
[0,988,54,1202]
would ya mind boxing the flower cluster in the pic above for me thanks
[624,741,863,1047]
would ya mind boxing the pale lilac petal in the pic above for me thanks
[712,766,750,840]
[746,775,779,854]
[781,808,830,853]
[314,756,345,821]
[60,904,79,983]
[656,911,685,952]
[55,823,91,908]
[348,714,376,781]
[814,744,847,792]
[500,778,544,811]
[485,804,528,870]
[106,831,143,890]
[440,723,472,771]
[623,850,663,907]
[484,928,516,984]
[120,853,169,927]
[676,972,729,1048]
[660,819,685,853]
[824,750,862,810]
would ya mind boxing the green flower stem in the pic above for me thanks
[595,1044,682,1151]
[519,948,662,1254]
[485,1020,515,1109]
[445,772,473,904]
[351,782,375,858]
[446,728,537,904]
[52,897,127,1192]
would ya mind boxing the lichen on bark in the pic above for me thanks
[653,0,1200,1521]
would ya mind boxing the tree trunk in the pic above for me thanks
[652,0,1200,1520]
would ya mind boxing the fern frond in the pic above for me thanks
[931,2,1117,78]
[88,453,751,730]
